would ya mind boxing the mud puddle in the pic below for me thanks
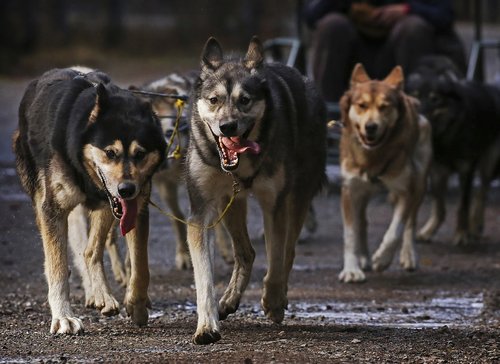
[151,292,484,330]
[287,293,483,328]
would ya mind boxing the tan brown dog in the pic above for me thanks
[338,63,432,283]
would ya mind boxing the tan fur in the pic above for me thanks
[339,63,432,283]
[28,140,157,334]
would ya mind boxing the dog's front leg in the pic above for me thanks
[187,220,220,344]
[339,181,371,283]
[124,201,151,327]
[85,207,120,316]
[36,198,84,334]
[218,198,255,320]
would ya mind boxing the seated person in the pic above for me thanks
[304,0,466,102]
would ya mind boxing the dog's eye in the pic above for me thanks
[357,102,368,110]
[239,96,251,106]
[209,97,218,105]
[105,150,117,160]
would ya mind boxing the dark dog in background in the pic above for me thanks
[407,56,500,244]
[185,37,327,344]
[14,67,166,334]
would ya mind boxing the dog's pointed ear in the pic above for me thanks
[244,36,264,70]
[384,65,404,90]
[350,63,370,86]
[89,83,108,124]
[201,37,223,70]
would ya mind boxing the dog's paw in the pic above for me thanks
[453,230,472,246]
[50,316,84,335]
[193,329,221,345]
[86,290,120,316]
[261,293,287,324]
[399,248,418,271]
[175,251,192,270]
[372,248,394,272]
[125,300,149,327]
[263,306,285,324]
[416,227,433,242]
[218,298,239,321]
[338,268,366,283]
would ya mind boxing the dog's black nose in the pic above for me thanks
[219,120,238,136]
[118,182,136,199]
[365,123,378,136]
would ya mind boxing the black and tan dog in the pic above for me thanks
[13,67,166,334]
[338,63,432,283]
[407,57,500,244]
[185,37,327,344]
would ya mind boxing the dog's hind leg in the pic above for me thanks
[258,193,292,324]
[85,208,120,316]
[417,165,449,241]
[123,200,152,327]
[470,142,500,237]
[214,224,235,265]
[67,204,92,303]
[339,180,371,283]
[283,197,312,289]
[104,221,128,287]
[218,198,255,320]
[399,205,419,271]
[155,177,190,269]
[36,195,84,334]
[453,167,475,245]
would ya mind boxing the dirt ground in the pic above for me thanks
[1,52,500,363]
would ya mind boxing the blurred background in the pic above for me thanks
[0,0,499,80]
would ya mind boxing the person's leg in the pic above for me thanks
[377,15,434,77]
[310,13,358,102]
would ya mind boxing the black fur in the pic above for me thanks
[15,68,166,207]
[407,56,500,242]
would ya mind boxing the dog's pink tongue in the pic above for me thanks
[120,198,138,236]
[221,136,260,154]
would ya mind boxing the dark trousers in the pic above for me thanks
[310,13,466,102]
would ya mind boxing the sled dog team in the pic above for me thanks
[14,37,500,344]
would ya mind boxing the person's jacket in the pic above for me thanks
[303,0,454,31]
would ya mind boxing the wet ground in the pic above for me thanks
[1,146,500,363]
[1,44,500,362]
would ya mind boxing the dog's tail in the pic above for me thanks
[13,80,39,198]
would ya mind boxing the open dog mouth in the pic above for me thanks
[97,169,138,236]
[359,129,387,149]
[216,134,261,172]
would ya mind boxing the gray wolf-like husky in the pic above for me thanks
[185,37,327,344]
